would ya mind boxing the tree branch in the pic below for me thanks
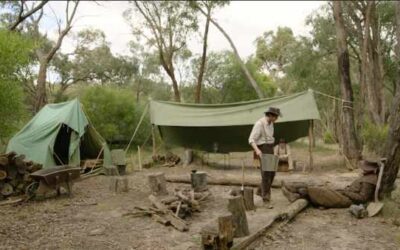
[8,0,49,31]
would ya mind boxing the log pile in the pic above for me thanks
[0,152,42,200]
[152,152,181,167]
[124,187,211,231]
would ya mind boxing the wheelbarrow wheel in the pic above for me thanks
[25,181,39,198]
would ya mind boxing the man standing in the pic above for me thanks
[248,107,281,202]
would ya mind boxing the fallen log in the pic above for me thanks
[166,175,281,188]
[231,199,309,250]
[278,198,308,221]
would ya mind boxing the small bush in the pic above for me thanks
[323,131,336,144]
[361,121,388,156]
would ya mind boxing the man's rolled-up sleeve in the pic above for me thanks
[249,121,261,145]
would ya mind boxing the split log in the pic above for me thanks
[148,194,169,212]
[104,165,119,176]
[161,195,180,205]
[148,172,168,196]
[191,171,208,192]
[241,188,255,211]
[166,175,281,188]
[109,176,129,193]
[164,212,188,231]
[148,194,188,231]
[218,214,234,250]
[152,214,171,226]
[176,191,200,209]
[227,196,249,237]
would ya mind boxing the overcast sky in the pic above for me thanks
[43,1,324,58]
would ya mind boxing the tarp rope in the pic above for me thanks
[124,102,150,153]
[313,90,354,110]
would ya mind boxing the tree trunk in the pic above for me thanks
[196,7,264,99]
[333,1,361,165]
[361,1,385,125]
[195,6,211,103]
[34,60,48,112]
[380,1,400,196]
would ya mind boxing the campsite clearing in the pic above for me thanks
[0,145,399,249]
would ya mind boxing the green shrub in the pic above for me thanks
[323,131,336,144]
[361,121,388,156]
[0,29,33,141]
[79,86,151,147]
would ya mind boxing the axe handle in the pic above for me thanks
[374,162,385,202]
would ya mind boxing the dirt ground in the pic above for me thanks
[0,144,399,249]
[250,208,400,250]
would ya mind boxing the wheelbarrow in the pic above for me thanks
[27,165,81,199]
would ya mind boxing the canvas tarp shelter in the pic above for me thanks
[150,90,320,153]
[7,99,111,168]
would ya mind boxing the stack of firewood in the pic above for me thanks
[152,152,181,167]
[124,187,211,231]
[0,152,42,200]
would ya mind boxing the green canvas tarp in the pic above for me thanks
[7,99,111,168]
[150,90,320,153]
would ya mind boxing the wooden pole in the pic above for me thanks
[137,146,142,171]
[152,125,156,158]
[308,120,314,172]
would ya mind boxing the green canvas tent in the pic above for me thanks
[150,90,320,153]
[7,99,111,169]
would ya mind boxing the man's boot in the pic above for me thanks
[281,186,300,202]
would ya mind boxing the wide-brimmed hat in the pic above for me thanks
[265,107,281,117]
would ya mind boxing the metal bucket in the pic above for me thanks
[260,154,279,172]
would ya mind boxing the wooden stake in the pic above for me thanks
[152,125,156,158]
[308,120,314,172]
[137,146,142,171]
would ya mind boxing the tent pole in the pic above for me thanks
[152,125,156,158]
[308,120,314,172]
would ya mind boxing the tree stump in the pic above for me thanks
[109,176,129,193]
[201,223,219,250]
[227,196,249,237]
[241,187,255,211]
[104,165,119,176]
[183,149,193,166]
[191,171,208,192]
[148,172,168,196]
[218,214,234,249]
[200,214,234,250]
